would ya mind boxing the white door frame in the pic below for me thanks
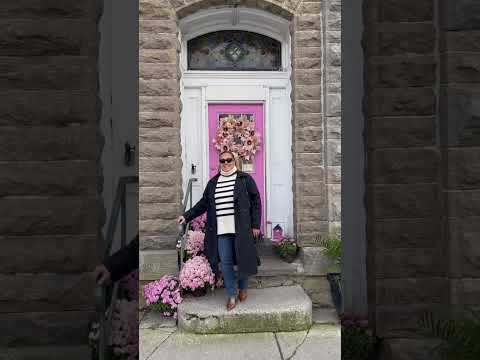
[179,7,294,237]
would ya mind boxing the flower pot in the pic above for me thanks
[327,272,343,315]
[190,287,207,297]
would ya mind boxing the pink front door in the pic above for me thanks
[208,103,265,233]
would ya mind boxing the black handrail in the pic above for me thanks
[95,175,138,360]
[176,178,197,271]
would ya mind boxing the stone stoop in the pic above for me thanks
[177,285,312,334]
[139,242,335,310]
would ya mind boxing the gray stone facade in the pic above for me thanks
[0,0,103,348]
[139,0,342,254]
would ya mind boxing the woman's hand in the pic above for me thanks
[252,228,260,239]
[177,216,186,224]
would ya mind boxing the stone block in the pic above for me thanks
[139,127,179,142]
[296,14,321,31]
[140,63,177,80]
[0,126,99,161]
[440,86,480,147]
[140,96,180,112]
[296,180,326,198]
[327,166,341,184]
[297,165,324,183]
[140,250,179,280]
[294,46,322,59]
[139,156,179,171]
[139,0,174,20]
[0,161,97,196]
[369,56,436,88]
[295,126,322,141]
[0,57,96,91]
[139,49,177,64]
[328,184,341,221]
[449,219,480,277]
[295,69,322,85]
[376,304,446,338]
[440,0,480,30]
[371,184,439,219]
[326,93,341,116]
[140,219,178,236]
[0,273,94,313]
[301,277,333,307]
[139,141,179,157]
[327,30,341,44]
[369,116,435,148]
[327,116,341,139]
[369,88,435,117]
[140,111,179,128]
[442,30,480,52]
[372,218,441,249]
[295,140,322,153]
[139,79,179,96]
[0,197,99,236]
[327,67,341,83]
[177,286,312,334]
[0,0,98,18]
[140,203,179,220]
[368,23,435,56]
[0,311,95,346]
[327,8,341,30]
[140,171,178,187]
[378,338,444,360]
[0,235,99,274]
[140,187,177,203]
[295,30,321,47]
[445,149,480,189]
[296,85,322,100]
[0,91,100,126]
[327,140,341,166]
[376,278,448,306]
[376,248,446,278]
[447,190,480,217]
[442,53,480,83]
[294,57,321,70]
[369,148,439,184]
[450,279,480,306]
[373,0,434,22]
[295,152,323,166]
[297,195,326,211]
[326,43,341,67]
[140,235,177,250]
[296,231,329,247]
[300,247,329,276]
[295,113,322,128]
[139,33,177,50]
[297,2,321,15]
[0,20,97,56]
[296,99,322,113]
[139,20,177,34]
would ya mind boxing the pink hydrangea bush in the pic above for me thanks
[185,230,205,257]
[119,269,138,301]
[190,213,206,232]
[179,255,215,292]
[143,275,183,317]
[110,299,139,360]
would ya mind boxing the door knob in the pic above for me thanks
[124,142,136,166]
[191,164,196,174]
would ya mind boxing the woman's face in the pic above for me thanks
[219,152,235,172]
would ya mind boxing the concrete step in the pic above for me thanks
[177,285,312,334]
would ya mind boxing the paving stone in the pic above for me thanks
[140,328,176,360]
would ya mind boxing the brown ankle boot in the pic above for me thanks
[226,297,237,310]
[238,290,248,302]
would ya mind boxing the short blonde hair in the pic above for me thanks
[218,150,241,172]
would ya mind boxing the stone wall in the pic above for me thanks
[0,0,103,347]
[139,0,342,253]
[364,0,480,357]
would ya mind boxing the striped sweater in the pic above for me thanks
[215,171,237,235]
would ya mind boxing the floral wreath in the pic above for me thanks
[212,114,261,162]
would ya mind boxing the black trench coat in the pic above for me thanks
[183,171,261,278]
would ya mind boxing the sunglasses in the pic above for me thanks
[219,158,233,164]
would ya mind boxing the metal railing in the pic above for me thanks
[176,177,197,271]
[94,175,138,360]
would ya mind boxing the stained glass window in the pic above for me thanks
[187,31,282,71]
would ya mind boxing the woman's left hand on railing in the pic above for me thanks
[93,264,112,286]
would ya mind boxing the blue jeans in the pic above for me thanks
[218,234,248,298]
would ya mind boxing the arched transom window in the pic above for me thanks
[187,30,282,71]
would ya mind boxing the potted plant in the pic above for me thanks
[272,235,299,263]
[179,255,216,297]
[319,228,342,315]
[143,274,183,318]
[341,314,378,360]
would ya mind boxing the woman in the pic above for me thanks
[177,150,261,310]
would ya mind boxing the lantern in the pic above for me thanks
[273,224,283,241]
